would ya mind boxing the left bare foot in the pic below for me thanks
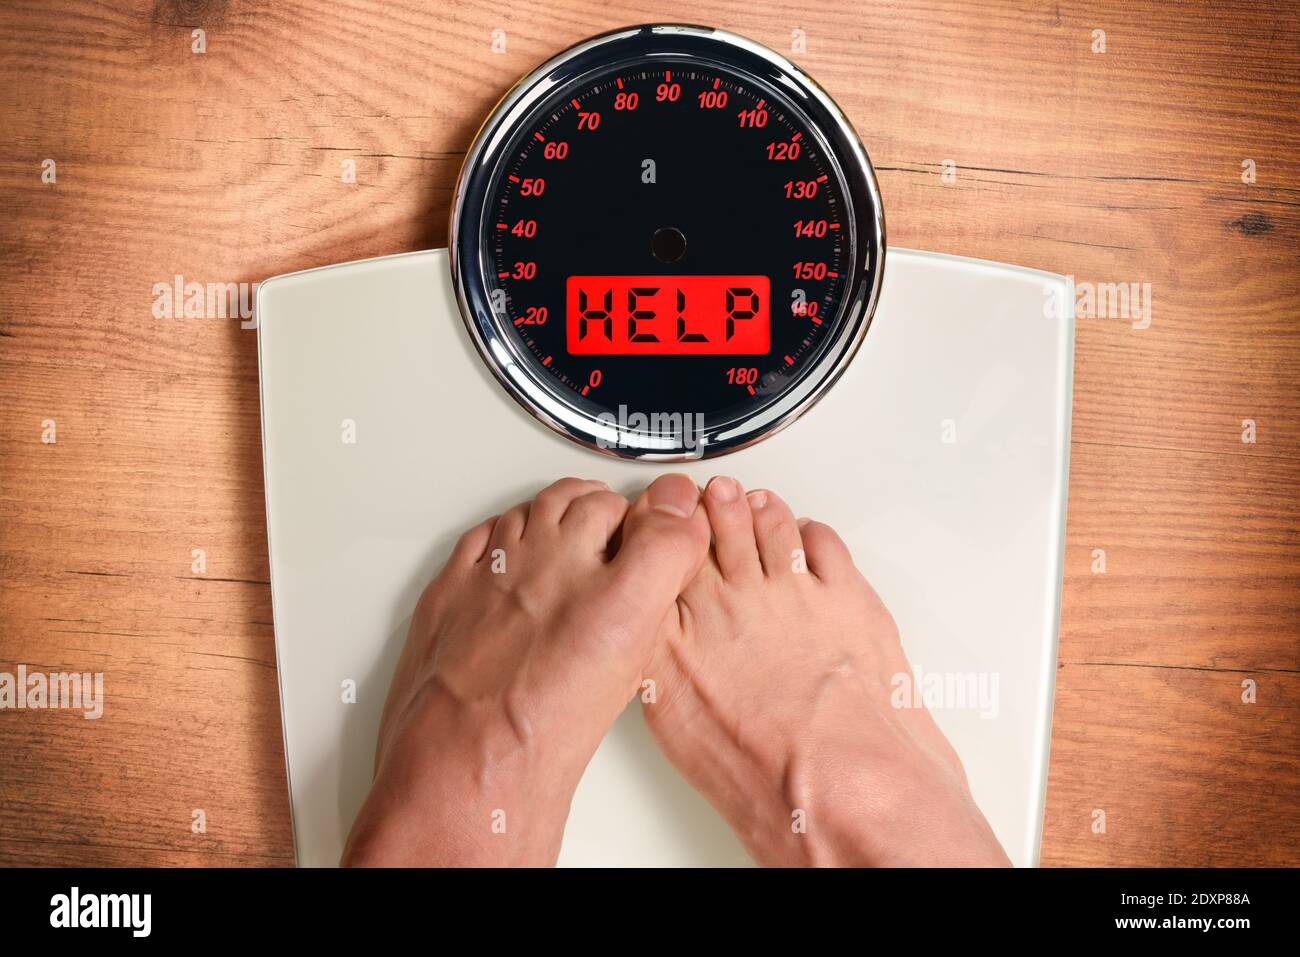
[342,474,709,866]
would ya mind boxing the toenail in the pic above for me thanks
[748,490,769,509]
[648,473,701,518]
[707,476,739,503]
[797,516,811,527]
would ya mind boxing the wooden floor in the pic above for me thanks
[1,1,1296,866]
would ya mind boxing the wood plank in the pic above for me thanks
[1061,442,1300,672]
[1044,664,1299,867]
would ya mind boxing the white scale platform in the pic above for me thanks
[257,247,1073,867]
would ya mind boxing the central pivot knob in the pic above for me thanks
[652,226,687,264]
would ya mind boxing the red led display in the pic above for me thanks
[566,276,770,355]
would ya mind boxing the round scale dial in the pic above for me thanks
[452,25,885,459]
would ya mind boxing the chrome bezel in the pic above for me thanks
[450,23,886,460]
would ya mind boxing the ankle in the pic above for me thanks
[344,685,587,866]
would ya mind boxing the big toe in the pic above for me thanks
[610,473,710,613]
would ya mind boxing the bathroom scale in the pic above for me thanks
[257,25,1074,867]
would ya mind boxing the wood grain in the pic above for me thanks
[1,0,1297,866]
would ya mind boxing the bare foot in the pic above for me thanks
[642,476,1010,867]
[343,474,710,866]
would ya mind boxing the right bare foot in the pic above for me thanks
[643,476,1010,867]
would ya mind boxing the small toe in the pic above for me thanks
[748,490,805,578]
[703,476,761,580]
[527,477,610,531]
[489,501,530,549]
[452,515,499,565]
[561,488,630,552]
[797,517,855,581]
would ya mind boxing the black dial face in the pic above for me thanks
[453,28,884,458]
